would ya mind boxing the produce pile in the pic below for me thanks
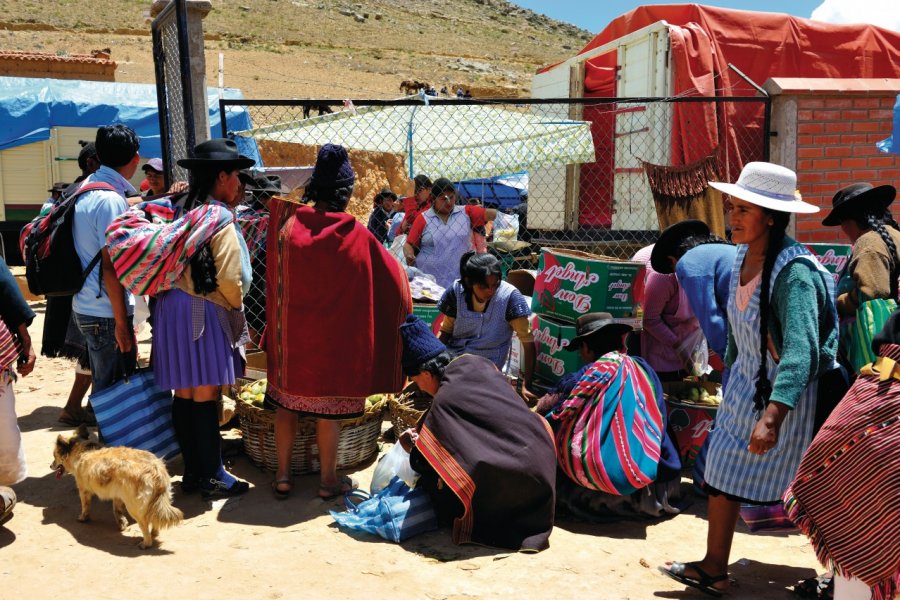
[239,379,268,407]
[667,383,722,406]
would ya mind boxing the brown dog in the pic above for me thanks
[51,425,183,549]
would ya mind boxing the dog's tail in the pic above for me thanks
[148,490,184,531]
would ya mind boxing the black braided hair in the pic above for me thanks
[458,251,502,291]
[183,165,229,294]
[852,207,900,299]
[753,210,790,411]
[304,184,354,212]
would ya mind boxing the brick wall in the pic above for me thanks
[768,84,900,244]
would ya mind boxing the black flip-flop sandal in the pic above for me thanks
[271,478,292,501]
[0,487,16,526]
[659,562,729,597]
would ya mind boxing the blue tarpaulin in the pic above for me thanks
[0,76,259,164]
[876,94,900,154]
[455,172,528,210]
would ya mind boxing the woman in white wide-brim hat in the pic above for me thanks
[659,162,840,596]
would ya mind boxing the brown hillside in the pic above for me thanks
[0,0,592,99]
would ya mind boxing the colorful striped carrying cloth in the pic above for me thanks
[105,199,234,296]
[551,352,664,495]
[235,205,268,262]
[784,344,900,600]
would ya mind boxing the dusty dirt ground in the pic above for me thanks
[1,299,824,599]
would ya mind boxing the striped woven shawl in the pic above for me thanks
[105,198,234,296]
[551,352,665,496]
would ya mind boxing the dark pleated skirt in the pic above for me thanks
[151,289,242,390]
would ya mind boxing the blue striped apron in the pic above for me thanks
[446,280,516,368]
[704,243,835,503]
[414,206,474,290]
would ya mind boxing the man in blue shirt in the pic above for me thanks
[71,125,138,393]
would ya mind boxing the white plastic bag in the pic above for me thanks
[388,233,408,266]
[370,443,419,493]
[492,212,519,242]
[676,328,711,377]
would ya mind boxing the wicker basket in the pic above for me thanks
[235,383,387,475]
[387,382,433,438]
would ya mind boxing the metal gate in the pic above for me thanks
[151,0,195,189]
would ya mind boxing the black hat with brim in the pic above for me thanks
[250,175,287,194]
[176,138,255,170]
[565,313,633,351]
[650,219,711,274]
[821,183,896,227]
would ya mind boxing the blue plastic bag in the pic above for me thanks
[331,476,437,543]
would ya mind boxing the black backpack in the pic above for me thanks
[22,181,116,297]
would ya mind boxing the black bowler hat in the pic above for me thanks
[821,183,896,227]
[250,175,287,194]
[565,312,633,352]
[176,138,255,170]
[650,220,711,274]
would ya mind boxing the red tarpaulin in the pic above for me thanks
[549,3,900,228]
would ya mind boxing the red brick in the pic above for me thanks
[797,134,815,146]
[824,122,853,133]
[822,98,854,109]
[795,220,820,232]
[824,146,851,158]
[878,168,900,179]
[840,157,867,168]
[868,133,892,143]
[797,159,816,171]
[797,109,814,120]
[853,121,882,133]
[853,97,881,109]
[851,144,879,156]
[814,158,842,169]
[813,134,841,145]
[799,122,825,134]
[798,147,824,158]
[869,109,894,120]
[868,156,898,168]
[882,97,899,109]
[798,98,825,109]
[851,169,878,180]
[812,109,841,120]
[841,109,868,120]
[798,170,824,183]
[842,134,868,144]
[825,170,852,181]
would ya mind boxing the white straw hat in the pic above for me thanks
[708,162,819,214]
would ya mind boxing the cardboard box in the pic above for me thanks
[662,380,720,468]
[804,243,851,286]
[532,248,645,322]
[412,303,443,335]
[531,314,582,384]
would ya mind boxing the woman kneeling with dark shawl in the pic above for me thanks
[398,315,557,552]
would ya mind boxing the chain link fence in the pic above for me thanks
[221,96,769,346]
[151,0,195,189]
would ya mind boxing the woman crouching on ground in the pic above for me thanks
[398,315,556,551]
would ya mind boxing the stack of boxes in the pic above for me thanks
[528,248,645,391]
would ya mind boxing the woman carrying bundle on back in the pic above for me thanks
[820,183,900,374]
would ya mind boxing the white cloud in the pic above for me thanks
[810,0,900,32]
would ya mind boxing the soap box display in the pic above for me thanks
[532,248,645,322]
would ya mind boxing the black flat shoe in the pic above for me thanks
[200,478,250,499]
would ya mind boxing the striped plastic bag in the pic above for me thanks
[89,369,179,460]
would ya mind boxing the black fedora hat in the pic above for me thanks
[177,138,255,170]
[374,186,398,202]
[237,170,256,186]
[821,183,896,227]
[565,312,633,351]
[650,219,711,274]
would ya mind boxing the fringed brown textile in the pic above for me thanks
[642,152,726,237]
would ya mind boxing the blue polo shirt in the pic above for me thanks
[71,166,136,318]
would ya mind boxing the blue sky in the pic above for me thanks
[510,1,879,33]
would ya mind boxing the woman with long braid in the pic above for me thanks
[659,163,839,597]
[821,183,900,373]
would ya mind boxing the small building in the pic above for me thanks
[0,49,116,81]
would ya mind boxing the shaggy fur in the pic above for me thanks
[51,425,183,549]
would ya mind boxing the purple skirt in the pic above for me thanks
[152,289,243,390]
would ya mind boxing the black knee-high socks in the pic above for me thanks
[171,395,196,479]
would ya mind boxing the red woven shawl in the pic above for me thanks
[266,201,411,398]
